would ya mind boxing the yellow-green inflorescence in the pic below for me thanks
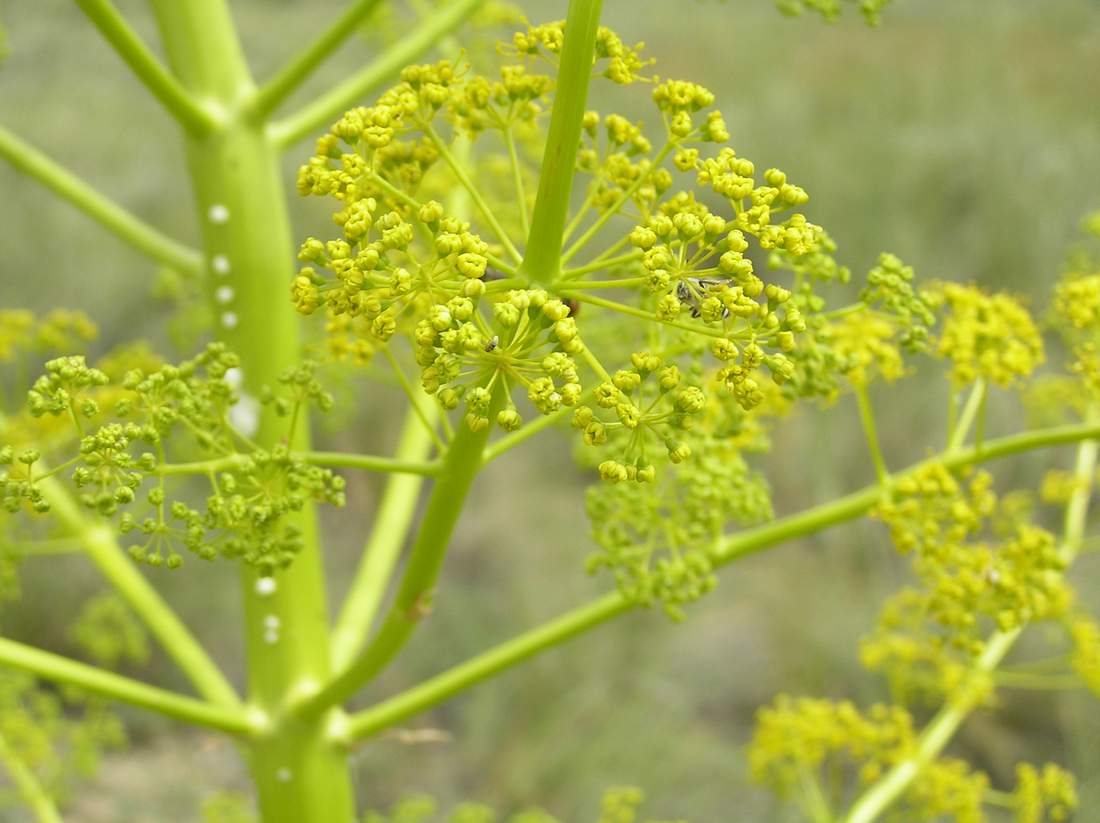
[747,222,1100,822]
[289,19,895,616]
[1,334,345,572]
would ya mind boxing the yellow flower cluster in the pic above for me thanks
[931,283,1044,389]
[875,465,1070,654]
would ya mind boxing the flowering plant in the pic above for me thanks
[1,1,1098,821]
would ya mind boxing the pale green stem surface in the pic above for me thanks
[148,0,355,817]
[0,125,201,274]
[518,0,604,284]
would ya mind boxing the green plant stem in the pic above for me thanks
[561,290,727,339]
[480,401,578,465]
[249,0,385,118]
[0,637,255,736]
[503,126,531,238]
[148,0,355,818]
[382,345,448,452]
[342,418,1100,744]
[0,732,63,823]
[518,0,603,285]
[36,474,240,708]
[0,125,201,274]
[157,450,440,477]
[562,277,646,290]
[800,766,837,823]
[561,142,673,266]
[561,250,644,279]
[74,0,219,134]
[269,0,485,147]
[331,406,437,670]
[854,384,889,485]
[947,378,986,452]
[342,593,628,741]
[424,124,522,263]
[298,393,500,720]
[841,413,1100,823]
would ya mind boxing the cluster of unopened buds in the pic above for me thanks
[1,344,344,571]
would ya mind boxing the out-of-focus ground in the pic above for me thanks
[2,0,1100,820]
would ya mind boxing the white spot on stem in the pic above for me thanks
[215,285,235,304]
[208,204,230,224]
[212,254,231,275]
[275,767,292,783]
[255,577,277,597]
[228,391,259,437]
[220,311,239,330]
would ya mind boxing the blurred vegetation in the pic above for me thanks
[1,0,1099,820]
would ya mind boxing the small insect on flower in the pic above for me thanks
[484,335,500,353]
[676,278,729,319]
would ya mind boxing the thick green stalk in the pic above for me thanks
[147,2,355,820]
[342,418,1100,745]
[269,0,485,147]
[0,637,255,736]
[331,407,437,670]
[517,0,603,285]
[0,125,201,273]
[298,396,499,719]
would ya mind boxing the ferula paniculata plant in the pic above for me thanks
[1,0,1100,821]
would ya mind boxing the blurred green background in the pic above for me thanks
[2,0,1100,820]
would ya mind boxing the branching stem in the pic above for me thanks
[341,418,1100,744]
[249,0,385,118]
[0,125,201,274]
[74,0,219,133]
[840,410,1100,823]
[0,637,256,736]
[270,0,485,147]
